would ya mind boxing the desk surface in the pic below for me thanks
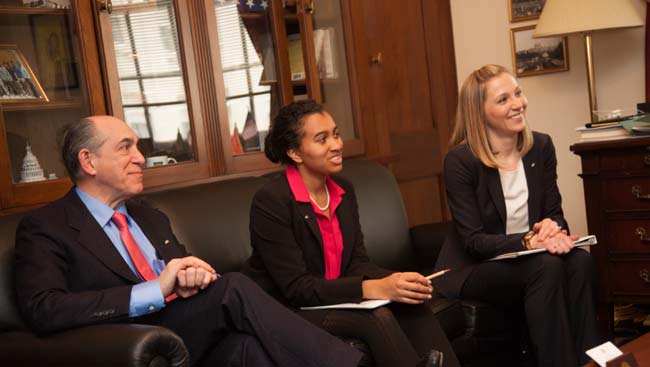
[583,333,650,366]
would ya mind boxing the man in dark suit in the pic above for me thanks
[14,115,361,367]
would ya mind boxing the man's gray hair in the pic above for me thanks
[60,117,104,183]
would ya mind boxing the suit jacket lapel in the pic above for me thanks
[297,202,324,253]
[485,165,507,229]
[126,202,177,262]
[336,192,356,269]
[523,146,541,224]
[64,190,140,283]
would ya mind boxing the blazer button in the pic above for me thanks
[304,215,309,220]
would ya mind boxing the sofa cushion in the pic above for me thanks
[142,176,268,273]
[460,300,516,337]
[428,297,465,341]
[340,160,417,271]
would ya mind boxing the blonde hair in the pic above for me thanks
[449,64,533,168]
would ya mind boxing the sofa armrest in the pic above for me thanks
[410,221,450,272]
[0,324,189,367]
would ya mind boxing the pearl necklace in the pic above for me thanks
[309,186,330,211]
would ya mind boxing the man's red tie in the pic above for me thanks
[111,212,177,302]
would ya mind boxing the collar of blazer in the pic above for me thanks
[484,147,540,231]
[288,175,356,267]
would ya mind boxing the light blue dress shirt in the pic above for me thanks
[76,188,166,317]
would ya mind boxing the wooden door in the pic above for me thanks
[345,0,457,225]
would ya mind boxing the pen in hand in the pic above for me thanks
[425,269,451,280]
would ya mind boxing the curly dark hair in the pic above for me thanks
[264,99,324,165]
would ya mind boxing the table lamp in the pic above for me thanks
[533,0,645,122]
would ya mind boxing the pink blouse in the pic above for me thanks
[286,166,345,280]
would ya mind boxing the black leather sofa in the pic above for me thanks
[0,159,524,366]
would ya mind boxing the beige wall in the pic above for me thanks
[449,0,647,236]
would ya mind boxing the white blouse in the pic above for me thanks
[498,159,529,235]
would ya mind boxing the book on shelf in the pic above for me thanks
[488,235,597,261]
[287,34,305,82]
[575,124,629,142]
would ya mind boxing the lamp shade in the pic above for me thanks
[533,0,644,37]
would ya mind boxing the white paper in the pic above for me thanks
[300,299,390,311]
[488,235,597,261]
[585,341,623,367]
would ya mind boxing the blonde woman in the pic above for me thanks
[433,65,599,366]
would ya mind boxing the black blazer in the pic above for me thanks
[14,189,188,335]
[242,173,391,308]
[433,132,568,298]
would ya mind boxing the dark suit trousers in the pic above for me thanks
[460,250,600,367]
[139,273,361,367]
[298,301,460,367]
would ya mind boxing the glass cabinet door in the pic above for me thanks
[212,0,291,172]
[215,0,280,155]
[98,0,210,187]
[0,0,104,209]
[311,0,359,145]
[290,0,363,155]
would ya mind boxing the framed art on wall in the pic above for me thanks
[510,25,568,78]
[0,44,48,103]
[509,0,546,22]
[30,14,78,92]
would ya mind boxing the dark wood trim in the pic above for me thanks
[76,0,107,116]
[296,0,321,102]
[0,113,15,209]
[270,0,293,104]
[96,0,124,118]
[421,0,457,221]
[189,0,225,177]
[339,0,365,153]
[0,6,67,15]
[2,100,82,112]
[162,0,211,183]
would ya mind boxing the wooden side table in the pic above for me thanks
[571,136,650,337]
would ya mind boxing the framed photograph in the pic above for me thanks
[30,14,78,91]
[509,0,546,22]
[0,45,48,103]
[510,25,569,78]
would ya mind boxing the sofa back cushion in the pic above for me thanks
[0,212,26,332]
[340,160,417,271]
[143,176,268,273]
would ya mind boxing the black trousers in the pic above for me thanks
[139,273,361,367]
[298,301,460,367]
[460,249,600,367]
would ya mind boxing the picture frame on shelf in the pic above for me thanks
[509,0,546,22]
[21,0,71,8]
[30,14,79,93]
[0,44,48,104]
[510,25,568,78]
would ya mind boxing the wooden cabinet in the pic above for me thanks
[0,0,458,223]
[0,0,105,212]
[0,0,365,213]
[571,137,650,336]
